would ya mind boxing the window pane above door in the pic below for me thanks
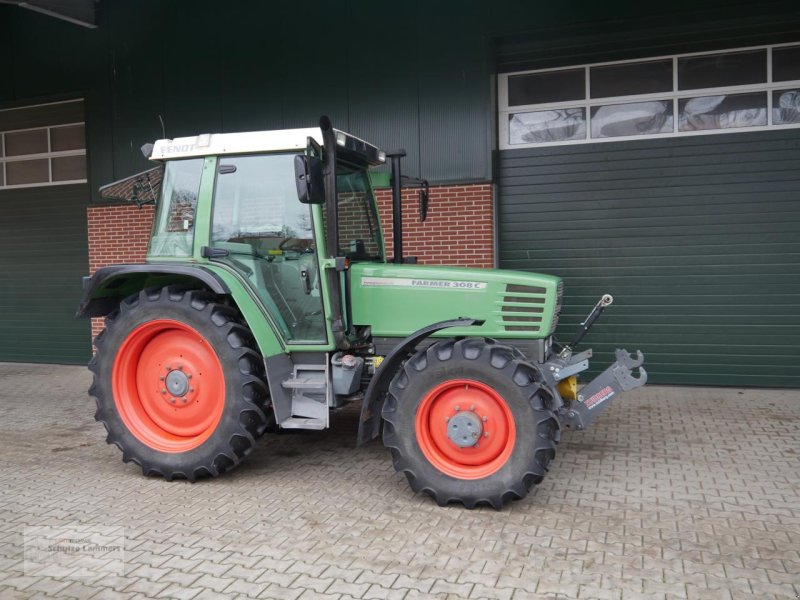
[678,50,766,90]
[591,100,673,138]
[679,92,767,131]
[508,69,585,106]
[773,46,800,82]
[509,109,586,144]
[6,159,49,185]
[590,59,673,98]
[5,129,48,157]
[52,155,87,181]
[773,89,800,125]
[50,124,85,152]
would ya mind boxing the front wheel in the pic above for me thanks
[89,286,270,481]
[382,338,560,509]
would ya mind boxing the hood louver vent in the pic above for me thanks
[497,284,548,334]
[551,281,564,335]
[495,282,563,335]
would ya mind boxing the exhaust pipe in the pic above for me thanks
[386,149,407,264]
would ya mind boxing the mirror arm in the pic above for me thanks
[399,175,430,223]
[320,117,339,258]
[319,116,347,345]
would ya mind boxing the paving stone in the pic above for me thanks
[326,579,371,597]
[121,578,170,597]
[155,584,202,600]
[262,583,305,600]
[222,577,270,597]
[356,571,398,587]
[60,580,106,599]
[392,574,436,593]
[469,582,514,600]
[430,580,474,596]
[364,583,409,600]
[254,568,300,587]
[293,574,335,594]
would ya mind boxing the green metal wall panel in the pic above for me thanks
[493,1,800,73]
[417,0,492,183]
[4,0,800,193]
[218,3,284,134]
[346,0,421,179]
[0,7,15,103]
[273,1,350,131]
[161,0,223,139]
[0,185,91,364]
[498,130,800,387]
[103,0,165,181]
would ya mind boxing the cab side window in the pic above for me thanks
[149,159,204,258]
[210,154,326,343]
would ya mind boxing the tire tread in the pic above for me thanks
[90,286,270,482]
[382,337,560,510]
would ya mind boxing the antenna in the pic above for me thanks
[157,114,166,139]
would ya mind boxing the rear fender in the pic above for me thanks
[77,263,285,359]
[76,264,230,318]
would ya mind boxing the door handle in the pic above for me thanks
[300,269,311,294]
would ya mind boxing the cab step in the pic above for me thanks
[279,363,330,430]
[280,416,327,430]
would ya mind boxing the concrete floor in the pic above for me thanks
[0,362,798,599]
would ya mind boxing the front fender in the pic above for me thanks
[356,317,484,446]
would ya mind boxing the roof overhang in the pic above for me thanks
[0,0,96,28]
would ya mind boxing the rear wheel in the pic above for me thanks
[89,286,270,481]
[382,338,559,509]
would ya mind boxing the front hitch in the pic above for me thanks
[559,349,647,430]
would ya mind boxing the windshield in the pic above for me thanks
[335,168,383,261]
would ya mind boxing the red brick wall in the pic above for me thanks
[86,182,494,338]
[375,183,494,268]
[87,204,155,338]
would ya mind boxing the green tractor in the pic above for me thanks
[78,117,646,509]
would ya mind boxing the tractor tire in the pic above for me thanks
[89,286,270,481]
[382,338,560,509]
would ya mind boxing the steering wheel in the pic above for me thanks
[278,237,314,253]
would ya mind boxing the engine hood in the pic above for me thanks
[349,262,563,340]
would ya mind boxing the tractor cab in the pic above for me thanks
[145,123,387,348]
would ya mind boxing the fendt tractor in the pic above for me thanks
[77,117,647,509]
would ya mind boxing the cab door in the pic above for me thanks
[208,153,328,344]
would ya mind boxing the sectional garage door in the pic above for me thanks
[0,184,91,363]
[0,100,91,364]
[498,130,800,387]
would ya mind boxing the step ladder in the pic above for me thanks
[279,362,330,430]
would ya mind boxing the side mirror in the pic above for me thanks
[294,155,325,204]
[419,185,429,222]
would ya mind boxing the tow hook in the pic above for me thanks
[559,348,647,430]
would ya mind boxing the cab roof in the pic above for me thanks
[149,127,385,166]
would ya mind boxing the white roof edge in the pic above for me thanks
[150,127,325,160]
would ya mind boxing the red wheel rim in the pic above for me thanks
[415,379,516,480]
[112,319,225,453]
